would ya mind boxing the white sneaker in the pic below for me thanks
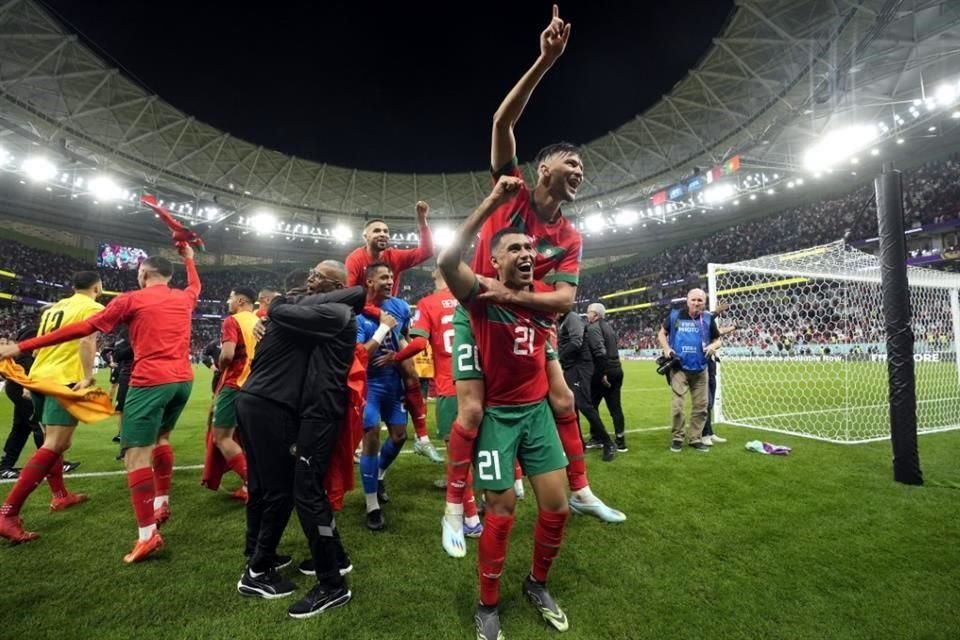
[441,515,466,558]
[702,435,714,446]
[710,434,727,443]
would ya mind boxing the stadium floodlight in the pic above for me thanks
[928,126,937,132]
[953,111,960,119]
[432,225,455,249]
[332,223,353,243]
[802,124,877,172]
[585,213,605,233]
[89,175,123,202]
[249,211,276,233]
[614,209,639,226]
[22,156,57,182]
[896,138,905,144]
[935,83,957,105]
[704,183,736,204]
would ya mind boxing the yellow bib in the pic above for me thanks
[31,294,104,385]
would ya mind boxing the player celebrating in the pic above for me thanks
[355,263,408,531]
[0,245,200,562]
[439,182,573,639]
[208,287,260,500]
[345,203,442,465]
[443,5,624,549]
[0,272,103,543]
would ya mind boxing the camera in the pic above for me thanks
[655,354,682,376]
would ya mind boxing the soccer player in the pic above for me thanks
[355,263,408,531]
[0,272,103,543]
[0,245,200,562]
[439,182,573,638]
[345,202,442,465]
[443,5,624,546]
[210,286,260,500]
[256,287,279,319]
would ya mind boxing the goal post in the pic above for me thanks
[708,241,960,444]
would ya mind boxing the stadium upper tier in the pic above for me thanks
[0,0,958,259]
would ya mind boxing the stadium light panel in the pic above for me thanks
[585,213,605,233]
[928,126,937,132]
[432,225,454,249]
[935,83,957,105]
[614,209,639,226]
[332,224,353,243]
[896,138,905,144]
[796,178,804,186]
[703,183,736,204]
[749,194,757,200]
[802,125,877,172]
[249,211,276,233]
[953,111,960,119]
[89,175,123,202]
[22,156,57,182]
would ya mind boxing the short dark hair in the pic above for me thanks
[365,218,387,229]
[284,270,309,291]
[142,256,173,278]
[490,227,528,255]
[535,141,580,165]
[232,287,258,305]
[258,287,277,298]
[365,261,391,280]
[72,271,101,290]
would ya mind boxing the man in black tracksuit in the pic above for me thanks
[558,311,615,462]
[110,326,134,448]
[0,324,44,478]
[587,303,627,452]
[235,263,361,620]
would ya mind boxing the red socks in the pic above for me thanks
[152,443,175,497]
[46,455,67,499]
[554,412,588,492]
[463,468,478,519]
[445,422,478,505]
[127,467,156,528]
[531,510,569,583]
[225,451,246,483]
[404,380,428,440]
[478,513,515,606]
[0,447,59,517]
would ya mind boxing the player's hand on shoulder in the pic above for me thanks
[475,276,514,304]
[253,319,267,340]
[540,4,571,64]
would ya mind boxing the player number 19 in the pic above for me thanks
[513,326,534,356]
[477,450,502,481]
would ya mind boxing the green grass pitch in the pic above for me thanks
[1,362,958,640]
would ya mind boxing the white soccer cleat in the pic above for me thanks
[569,495,626,524]
[710,434,727,443]
[702,436,714,446]
[441,515,467,558]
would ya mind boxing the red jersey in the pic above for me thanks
[88,259,200,387]
[465,280,554,406]
[345,226,434,296]
[471,163,582,287]
[218,311,258,389]
[255,305,269,319]
[410,288,458,397]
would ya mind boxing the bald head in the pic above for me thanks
[306,260,348,293]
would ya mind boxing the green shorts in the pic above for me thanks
[474,400,567,491]
[121,382,193,448]
[212,386,239,429]
[31,392,77,427]
[436,395,457,440]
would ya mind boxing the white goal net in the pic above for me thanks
[708,241,960,443]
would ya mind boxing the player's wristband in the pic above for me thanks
[373,324,391,344]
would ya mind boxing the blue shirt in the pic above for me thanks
[357,296,411,380]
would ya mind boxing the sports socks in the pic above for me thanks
[359,453,379,512]
[554,412,588,492]
[0,447,59,517]
[404,380,429,441]
[225,450,246,483]
[531,510,569,583]
[445,421,478,511]
[46,454,67,499]
[463,468,479,526]
[478,513,515,607]
[127,467,156,541]
[152,443,174,509]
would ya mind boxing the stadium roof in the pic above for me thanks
[0,0,959,258]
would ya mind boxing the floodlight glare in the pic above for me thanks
[585,213,605,232]
[703,183,736,204]
[22,156,57,183]
[935,83,957,105]
[89,175,123,202]
[802,125,877,172]
[332,224,353,243]
[249,211,277,233]
[614,209,639,226]
[432,225,455,249]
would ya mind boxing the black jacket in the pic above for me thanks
[112,328,134,377]
[596,318,622,371]
[559,312,606,373]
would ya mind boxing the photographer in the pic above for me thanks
[657,288,721,453]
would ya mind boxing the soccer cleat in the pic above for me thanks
[111,434,121,444]
[441,516,466,558]
[50,492,88,512]
[710,434,727,443]
[237,567,296,599]
[377,480,390,504]
[61,460,80,473]
[298,555,353,576]
[232,487,249,503]
[701,436,714,446]
[523,576,570,632]
[689,442,710,452]
[0,515,40,544]
[287,583,351,619]
[670,440,683,453]
[463,520,484,538]
[154,503,170,526]
[615,436,628,453]
[123,531,164,564]
[583,438,602,450]
[569,495,626,524]
[414,439,445,464]
[0,467,19,480]
[366,508,385,532]
[474,603,505,640]
[601,442,616,462]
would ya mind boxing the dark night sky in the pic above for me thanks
[41,1,733,173]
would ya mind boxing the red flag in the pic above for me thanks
[141,194,206,251]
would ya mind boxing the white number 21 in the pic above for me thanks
[513,326,534,356]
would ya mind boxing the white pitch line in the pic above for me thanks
[0,426,674,484]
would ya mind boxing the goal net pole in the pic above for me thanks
[875,162,922,486]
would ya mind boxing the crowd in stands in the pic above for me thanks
[1,155,958,355]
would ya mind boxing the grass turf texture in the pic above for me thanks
[1,362,959,640]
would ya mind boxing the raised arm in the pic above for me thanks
[387,202,434,272]
[491,4,571,170]
[179,244,201,299]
